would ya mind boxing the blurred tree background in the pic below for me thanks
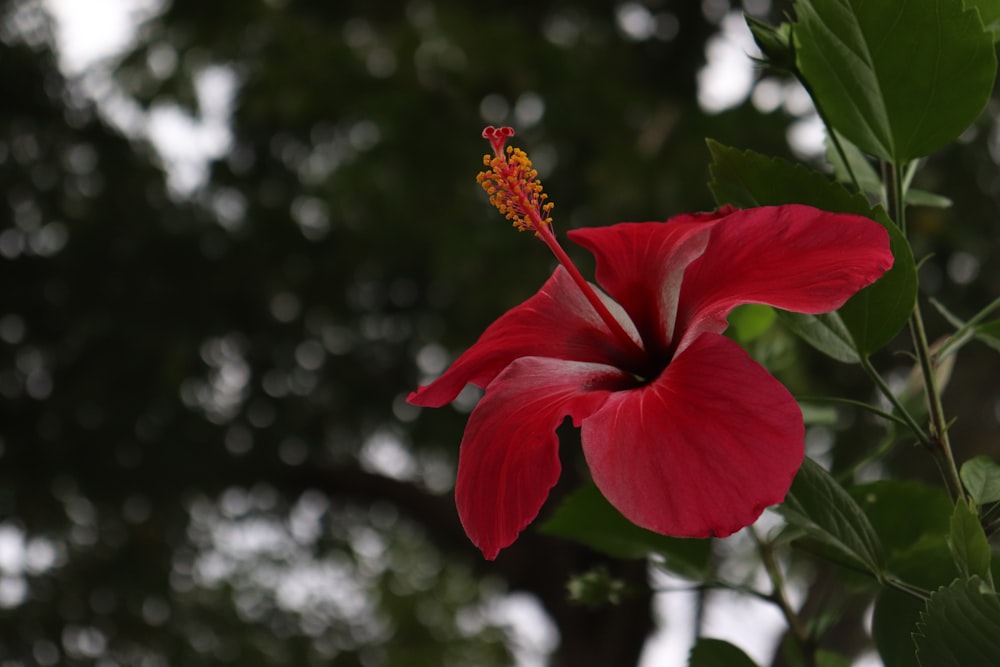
[0,0,997,665]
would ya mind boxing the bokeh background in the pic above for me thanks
[1,0,998,665]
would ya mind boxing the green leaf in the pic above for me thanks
[961,456,1000,505]
[727,304,776,343]
[931,299,1000,359]
[816,651,851,667]
[850,480,952,564]
[707,141,917,359]
[780,457,885,576]
[964,0,1000,39]
[825,134,952,208]
[689,638,759,667]
[905,189,953,209]
[976,320,1000,353]
[799,402,838,426]
[793,0,997,162]
[949,500,993,580]
[873,543,959,667]
[914,577,1000,667]
[539,484,711,573]
[836,214,915,356]
[778,311,859,363]
[861,482,960,667]
[825,131,882,194]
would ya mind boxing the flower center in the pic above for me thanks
[476,126,646,364]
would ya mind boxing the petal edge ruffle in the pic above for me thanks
[455,357,629,558]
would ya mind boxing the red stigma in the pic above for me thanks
[482,125,515,156]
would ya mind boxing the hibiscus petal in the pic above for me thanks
[456,357,629,559]
[408,266,639,408]
[567,220,713,356]
[580,333,804,538]
[673,204,893,351]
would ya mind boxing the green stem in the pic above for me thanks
[937,294,1000,360]
[858,356,931,445]
[797,394,913,430]
[910,301,965,501]
[882,574,931,601]
[883,161,965,502]
[535,224,646,363]
[798,74,863,194]
[751,528,815,667]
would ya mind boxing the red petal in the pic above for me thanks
[567,220,713,354]
[674,205,893,351]
[580,333,804,538]
[408,266,639,408]
[455,357,628,559]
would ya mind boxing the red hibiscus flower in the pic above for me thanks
[408,127,893,560]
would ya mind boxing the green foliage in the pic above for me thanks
[949,499,993,581]
[872,544,959,667]
[727,304,777,343]
[688,638,759,667]
[566,567,629,607]
[961,456,1000,505]
[793,0,997,161]
[850,480,953,565]
[977,320,1000,353]
[540,485,711,576]
[964,0,1000,37]
[745,15,795,72]
[816,651,852,667]
[780,457,885,577]
[914,577,1000,667]
[825,133,953,208]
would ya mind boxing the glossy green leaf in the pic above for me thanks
[949,500,992,580]
[915,577,1000,667]
[825,131,881,194]
[861,484,958,667]
[826,134,952,208]
[793,0,997,161]
[778,311,859,363]
[707,141,917,359]
[850,480,952,564]
[873,543,959,667]
[836,214,915,356]
[964,0,1000,38]
[539,484,711,573]
[961,455,1000,505]
[689,638,759,667]
[780,457,885,576]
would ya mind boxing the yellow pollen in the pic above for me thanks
[477,145,554,233]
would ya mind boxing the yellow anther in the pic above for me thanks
[477,138,554,234]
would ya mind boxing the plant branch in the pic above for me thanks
[752,527,816,667]
[883,160,965,502]
[858,355,931,445]
[796,394,912,430]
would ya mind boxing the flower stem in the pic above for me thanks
[858,356,930,444]
[884,161,965,502]
[751,528,816,667]
[536,224,646,361]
